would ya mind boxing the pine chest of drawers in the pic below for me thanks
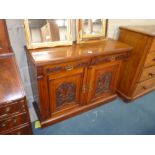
[117,25,155,101]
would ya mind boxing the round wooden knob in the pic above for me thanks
[1,123,6,127]
[17,131,21,135]
[142,86,148,90]
[148,73,154,77]
[13,119,17,124]
[5,107,10,112]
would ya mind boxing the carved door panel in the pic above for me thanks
[87,62,120,104]
[48,68,85,115]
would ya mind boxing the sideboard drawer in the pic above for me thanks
[44,60,88,75]
[144,52,155,67]
[139,66,155,82]
[0,99,26,119]
[0,113,28,132]
[133,77,155,97]
[91,53,129,65]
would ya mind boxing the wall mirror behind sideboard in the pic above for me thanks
[24,19,73,49]
[76,19,107,43]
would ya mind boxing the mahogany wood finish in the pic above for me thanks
[0,20,12,54]
[0,19,32,135]
[26,39,132,127]
[117,25,155,102]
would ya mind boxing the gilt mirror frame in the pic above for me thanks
[24,19,73,49]
[76,19,108,44]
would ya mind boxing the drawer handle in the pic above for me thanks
[65,65,73,71]
[1,123,6,127]
[110,56,115,61]
[20,104,25,112]
[6,107,10,112]
[13,118,17,124]
[17,131,21,135]
[153,58,155,61]
[1,113,8,117]
[148,73,155,77]
[142,86,148,90]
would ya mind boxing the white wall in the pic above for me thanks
[6,20,37,122]
[6,19,155,122]
[107,19,155,39]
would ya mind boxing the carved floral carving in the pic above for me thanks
[46,61,88,74]
[56,82,76,107]
[96,72,112,95]
[91,53,130,65]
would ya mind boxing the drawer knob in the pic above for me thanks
[148,73,155,77]
[17,131,21,135]
[6,107,10,112]
[65,65,73,71]
[1,123,6,127]
[13,118,17,124]
[20,104,25,111]
[110,56,115,61]
[142,86,148,90]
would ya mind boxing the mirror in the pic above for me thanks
[24,19,72,49]
[83,19,102,34]
[76,19,107,43]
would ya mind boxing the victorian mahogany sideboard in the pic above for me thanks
[117,25,155,102]
[26,39,132,127]
[0,20,32,135]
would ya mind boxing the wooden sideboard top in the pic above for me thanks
[120,25,155,36]
[0,57,25,104]
[27,39,132,66]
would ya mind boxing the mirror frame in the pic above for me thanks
[76,19,107,44]
[24,19,73,49]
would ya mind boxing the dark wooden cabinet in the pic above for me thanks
[117,25,155,101]
[0,20,32,135]
[26,39,132,127]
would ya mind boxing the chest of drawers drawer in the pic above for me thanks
[0,113,28,133]
[1,124,32,135]
[0,99,26,119]
[144,52,155,67]
[139,66,155,82]
[133,77,155,97]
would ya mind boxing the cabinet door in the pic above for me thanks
[87,61,120,104]
[48,68,85,115]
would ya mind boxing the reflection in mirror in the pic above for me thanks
[83,19,102,34]
[92,19,102,33]
[28,19,68,43]
[76,19,107,44]
[83,19,89,34]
